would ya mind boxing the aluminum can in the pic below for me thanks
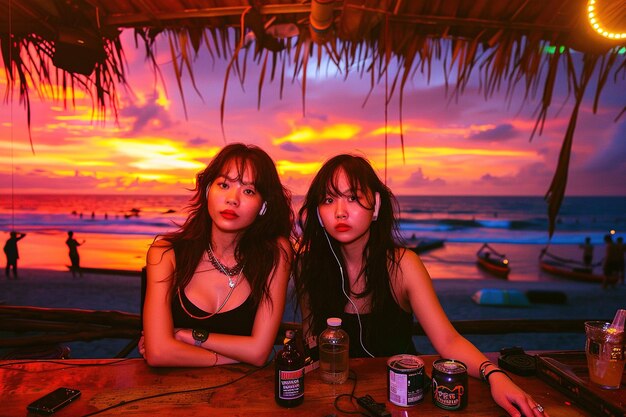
[387,354,425,407]
[432,359,468,410]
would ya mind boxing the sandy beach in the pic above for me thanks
[1,268,624,358]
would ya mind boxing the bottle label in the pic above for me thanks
[278,367,304,400]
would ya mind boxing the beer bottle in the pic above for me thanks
[275,330,304,407]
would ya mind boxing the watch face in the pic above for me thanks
[192,328,209,342]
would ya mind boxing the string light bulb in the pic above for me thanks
[587,0,626,40]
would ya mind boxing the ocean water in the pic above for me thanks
[1,194,625,277]
[2,194,624,357]
[396,195,626,245]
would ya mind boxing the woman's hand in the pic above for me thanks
[489,373,549,417]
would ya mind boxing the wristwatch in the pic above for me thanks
[192,328,209,346]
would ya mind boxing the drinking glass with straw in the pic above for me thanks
[584,309,625,389]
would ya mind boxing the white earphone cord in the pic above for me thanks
[322,229,375,358]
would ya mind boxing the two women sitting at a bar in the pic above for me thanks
[140,146,548,417]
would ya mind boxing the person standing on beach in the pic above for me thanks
[4,231,26,279]
[579,236,594,268]
[602,234,620,289]
[140,143,293,367]
[294,154,549,417]
[616,236,624,284]
[66,231,85,278]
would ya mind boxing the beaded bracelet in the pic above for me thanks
[484,368,509,385]
[479,360,495,381]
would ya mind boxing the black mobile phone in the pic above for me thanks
[26,388,81,415]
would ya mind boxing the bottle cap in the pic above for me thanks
[327,317,342,327]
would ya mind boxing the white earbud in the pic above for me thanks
[372,192,381,221]
[320,214,375,358]
[259,201,267,216]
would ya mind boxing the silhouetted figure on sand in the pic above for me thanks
[602,234,620,289]
[4,231,26,279]
[579,236,594,268]
[616,236,624,284]
[66,231,85,278]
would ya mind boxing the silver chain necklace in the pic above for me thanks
[207,244,243,288]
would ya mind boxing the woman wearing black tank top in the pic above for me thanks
[294,154,549,417]
[141,143,293,367]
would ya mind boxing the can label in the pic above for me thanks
[387,354,425,407]
[432,359,468,411]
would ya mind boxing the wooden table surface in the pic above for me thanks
[1,355,592,416]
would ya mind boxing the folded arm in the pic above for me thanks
[143,238,292,367]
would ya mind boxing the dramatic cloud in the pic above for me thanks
[120,93,176,135]
[279,142,306,153]
[404,167,446,187]
[1,31,625,196]
[187,136,210,146]
[474,162,554,194]
[468,123,517,141]
[584,121,626,173]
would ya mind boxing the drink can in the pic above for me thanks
[432,359,468,411]
[387,354,425,407]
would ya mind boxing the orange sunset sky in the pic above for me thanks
[1,31,625,197]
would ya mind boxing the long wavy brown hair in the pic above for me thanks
[154,143,293,308]
[294,154,403,338]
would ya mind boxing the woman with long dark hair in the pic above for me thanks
[142,143,293,367]
[295,154,549,417]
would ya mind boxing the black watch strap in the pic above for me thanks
[192,328,209,346]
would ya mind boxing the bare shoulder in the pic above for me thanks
[396,247,424,269]
[276,236,295,260]
[276,236,292,250]
[147,239,174,265]
[393,247,431,287]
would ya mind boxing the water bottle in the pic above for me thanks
[275,330,304,407]
[319,317,349,384]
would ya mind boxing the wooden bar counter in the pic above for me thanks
[1,355,592,416]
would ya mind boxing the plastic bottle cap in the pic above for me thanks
[327,317,342,327]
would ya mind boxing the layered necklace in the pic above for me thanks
[207,243,243,288]
[177,244,244,320]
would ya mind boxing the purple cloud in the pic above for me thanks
[468,123,517,141]
[404,167,446,187]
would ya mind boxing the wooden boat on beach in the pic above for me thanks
[476,243,510,278]
[408,237,445,254]
[539,249,605,283]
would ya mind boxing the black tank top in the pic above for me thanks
[171,289,257,335]
[340,305,417,358]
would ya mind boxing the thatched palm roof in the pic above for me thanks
[1,0,625,235]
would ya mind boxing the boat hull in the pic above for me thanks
[409,238,445,254]
[539,260,605,283]
[476,255,510,278]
